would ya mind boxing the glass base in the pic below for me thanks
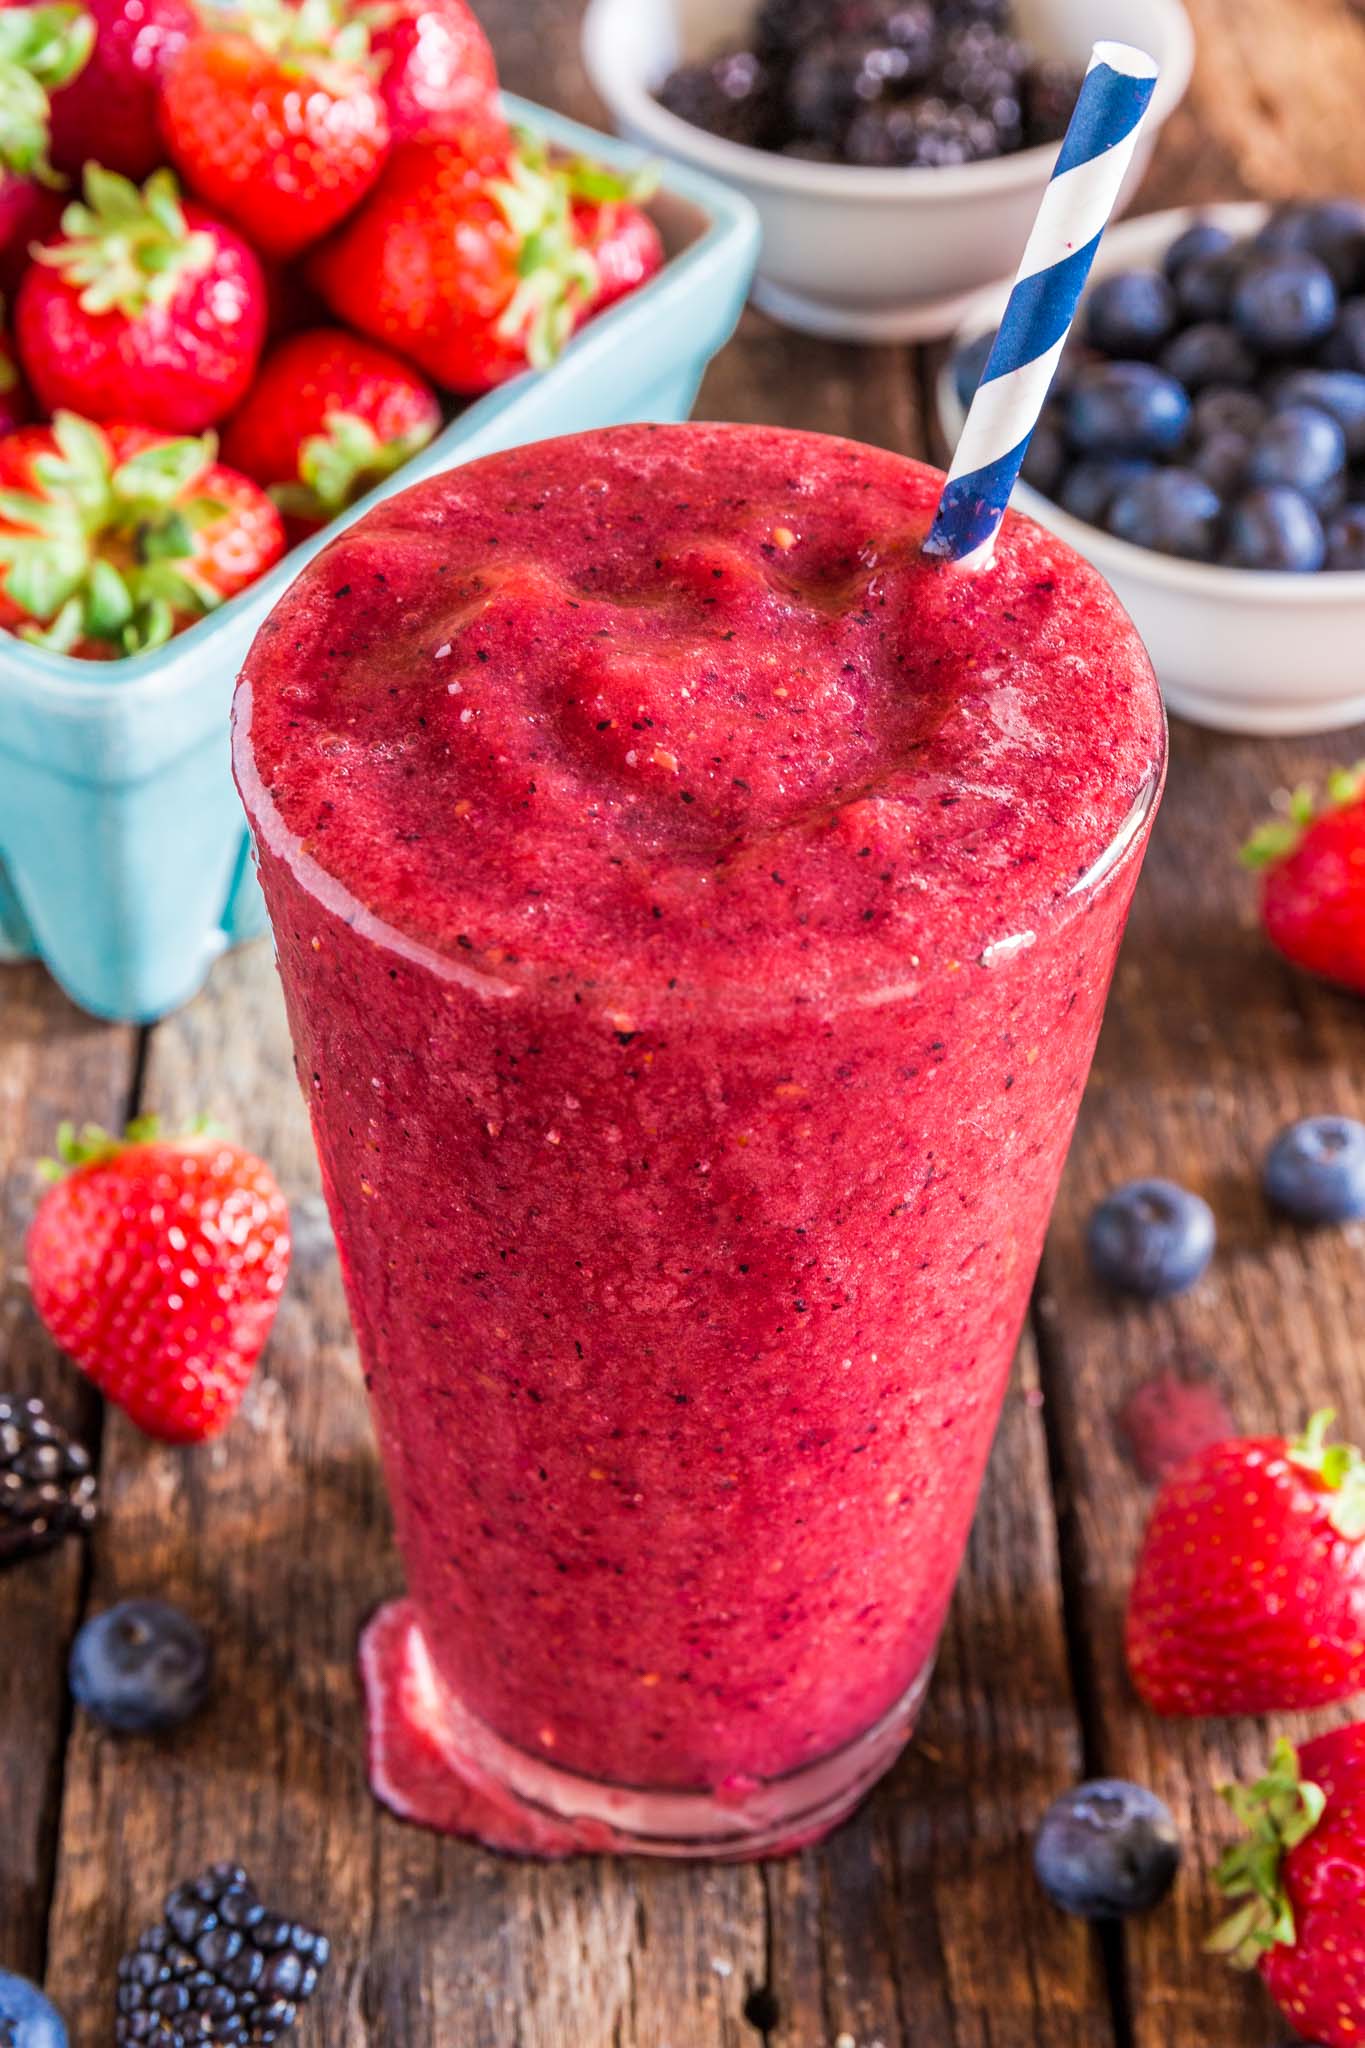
[359,1598,933,1861]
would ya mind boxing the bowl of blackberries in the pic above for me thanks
[940,201,1365,734]
[581,0,1192,340]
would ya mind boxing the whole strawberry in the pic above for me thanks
[27,1118,291,1443]
[39,0,195,180]
[1244,766,1365,996]
[573,193,663,319]
[1209,1731,1365,2048]
[1126,1410,1365,1716]
[18,167,265,431]
[0,303,31,432]
[0,412,285,657]
[221,326,440,536]
[366,0,503,147]
[309,133,598,395]
[160,0,390,260]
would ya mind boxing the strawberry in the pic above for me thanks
[221,326,440,536]
[364,0,503,148]
[16,166,265,431]
[1208,1731,1365,2048]
[0,303,31,432]
[0,172,60,291]
[1243,765,1365,996]
[160,0,390,261]
[27,1118,291,1444]
[39,0,195,180]
[308,132,601,395]
[1126,1409,1365,1717]
[572,193,664,318]
[0,412,285,657]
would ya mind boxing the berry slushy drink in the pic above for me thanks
[234,424,1163,1857]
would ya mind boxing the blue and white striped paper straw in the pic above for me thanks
[924,41,1160,570]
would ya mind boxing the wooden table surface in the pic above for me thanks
[6,2,1365,2042]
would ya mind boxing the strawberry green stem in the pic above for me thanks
[1287,1408,1365,1538]
[37,1112,226,1179]
[273,409,437,522]
[1242,762,1365,869]
[1207,1739,1326,1969]
[36,166,215,320]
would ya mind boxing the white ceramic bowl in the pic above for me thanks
[938,202,1365,736]
[581,0,1193,340]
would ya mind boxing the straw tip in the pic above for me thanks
[1088,39,1160,82]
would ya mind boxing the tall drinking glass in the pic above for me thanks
[233,424,1163,1857]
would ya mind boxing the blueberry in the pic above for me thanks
[1020,414,1066,495]
[1233,252,1339,355]
[1274,368,1365,458]
[952,328,996,408]
[1321,297,1365,374]
[1034,1781,1181,1920]
[1263,1116,1365,1223]
[1327,503,1365,569]
[1065,362,1190,457]
[1247,404,1347,508]
[1086,1178,1215,1296]
[69,1598,212,1734]
[1106,467,1222,561]
[1191,385,1267,441]
[1174,248,1244,323]
[1224,486,1327,571]
[0,1972,66,2048]
[1162,218,1234,281]
[1159,320,1257,392]
[1192,430,1252,498]
[1058,457,1151,527]
[1256,200,1365,289]
[1084,270,1176,358]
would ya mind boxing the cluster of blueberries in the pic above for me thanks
[1087,1115,1365,1300]
[955,202,1365,572]
[656,0,1081,169]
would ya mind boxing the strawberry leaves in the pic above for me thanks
[1242,764,1365,869]
[273,407,436,521]
[491,142,598,370]
[35,165,216,318]
[0,4,94,181]
[1208,1739,1327,1968]
[1288,1408,1365,1539]
[0,411,223,654]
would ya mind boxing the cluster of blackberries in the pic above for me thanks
[955,202,1365,571]
[655,0,1083,169]
[115,1864,329,2047]
[0,1393,97,1563]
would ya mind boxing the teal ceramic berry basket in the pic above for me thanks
[0,98,759,1023]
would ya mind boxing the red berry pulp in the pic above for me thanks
[234,425,1164,1846]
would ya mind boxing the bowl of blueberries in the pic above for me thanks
[581,0,1193,340]
[940,200,1365,734]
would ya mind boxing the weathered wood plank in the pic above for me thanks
[1038,720,1365,2048]
[0,967,136,1987]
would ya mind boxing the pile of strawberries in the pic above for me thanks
[0,0,662,658]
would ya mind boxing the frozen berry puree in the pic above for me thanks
[235,424,1164,1855]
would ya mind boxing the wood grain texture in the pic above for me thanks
[1037,723,1365,2048]
[0,970,134,1986]
[12,1,1365,2044]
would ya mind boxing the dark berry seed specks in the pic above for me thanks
[116,1865,329,2048]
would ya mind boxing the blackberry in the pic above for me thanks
[656,50,776,149]
[757,0,910,55]
[786,36,913,142]
[0,1394,97,1565]
[115,1865,329,2048]
[939,23,1027,110]
[1024,57,1084,146]
[893,94,1003,167]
